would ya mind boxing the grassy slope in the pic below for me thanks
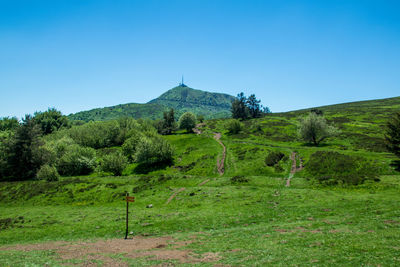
[68,86,236,122]
[1,96,400,266]
[1,175,399,266]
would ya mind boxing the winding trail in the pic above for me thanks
[213,133,226,176]
[166,187,186,204]
[286,152,303,187]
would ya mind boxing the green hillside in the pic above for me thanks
[68,85,236,122]
[1,95,400,266]
[148,85,236,118]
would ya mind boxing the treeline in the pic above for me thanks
[0,109,174,181]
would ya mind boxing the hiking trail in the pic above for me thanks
[213,133,226,176]
[286,152,303,187]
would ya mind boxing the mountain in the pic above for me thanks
[68,85,236,122]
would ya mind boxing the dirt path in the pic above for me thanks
[193,123,205,135]
[165,187,186,204]
[213,133,226,175]
[1,236,220,266]
[286,152,303,187]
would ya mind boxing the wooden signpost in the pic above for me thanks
[124,193,135,239]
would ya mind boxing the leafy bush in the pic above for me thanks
[298,113,339,146]
[226,119,243,134]
[305,151,379,185]
[67,121,120,149]
[122,131,144,161]
[36,164,60,181]
[99,151,128,176]
[135,136,173,165]
[230,175,249,184]
[265,151,285,166]
[178,112,196,132]
[57,145,96,176]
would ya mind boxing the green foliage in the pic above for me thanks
[33,108,69,135]
[247,94,262,118]
[135,136,173,165]
[99,151,128,176]
[0,117,19,131]
[230,175,249,184]
[178,112,196,132]
[298,113,339,145]
[121,131,143,161]
[156,108,177,135]
[226,119,243,134]
[265,151,285,166]
[4,115,48,181]
[69,86,236,122]
[231,92,249,120]
[305,151,379,185]
[57,145,96,176]
[385,112,400,158]
[36,164,60,182]
[197,114,205,123]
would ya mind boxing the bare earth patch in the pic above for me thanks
[1,236,220,266]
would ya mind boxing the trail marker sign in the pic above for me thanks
[124,193,135,239]
[126,196,135,202]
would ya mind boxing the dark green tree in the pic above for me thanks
[385,112,400,159]
[7,115,47,180]
[0,117,19,131]
[33,108,69,135]
[157,109,176,135]
[246,94,262,118]
[178,112,196,132]
[231,92,249,120]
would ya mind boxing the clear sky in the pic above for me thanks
[1,0,400,118]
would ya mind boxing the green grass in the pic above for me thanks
[2,96,400,265]
[1,175,400,265]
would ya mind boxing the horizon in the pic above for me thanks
[1,0,400,118]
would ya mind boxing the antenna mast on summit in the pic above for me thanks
[181,75,184,85]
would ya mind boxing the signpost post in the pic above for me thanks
[124,193,135,239]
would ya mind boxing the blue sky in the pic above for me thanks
[1,0,400,118]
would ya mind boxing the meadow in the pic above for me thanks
[1,96,400,266]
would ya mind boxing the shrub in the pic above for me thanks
[57,145,96,176]
[305,151,379,185]
[230,175,249,184]
[226,119,243,134]
[36,164,60,181]
[298,113,339,146]
[178,112,196,132]
[100,151,128,176]
[135,136,173,165]
[265,151,285,166]
[122,131,143,161]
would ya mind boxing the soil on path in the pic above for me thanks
[165,187,185,204]
[1,236,220,266]
[286,152,303,187]
[213,133,226,176]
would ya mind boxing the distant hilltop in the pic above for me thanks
[69,85,236,122]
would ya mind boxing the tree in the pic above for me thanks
[100,151,128,176]
[385,112,400,159]
[159,109,176,135]
[298,113,339,146]
[246,94,262,118]
[135,136,173,165]
[178,112,196,132]
[231,92,269,119]
[231,92,249,120]
[7,115,47,180]
[0,117,19,131]
[33,108,69,135]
